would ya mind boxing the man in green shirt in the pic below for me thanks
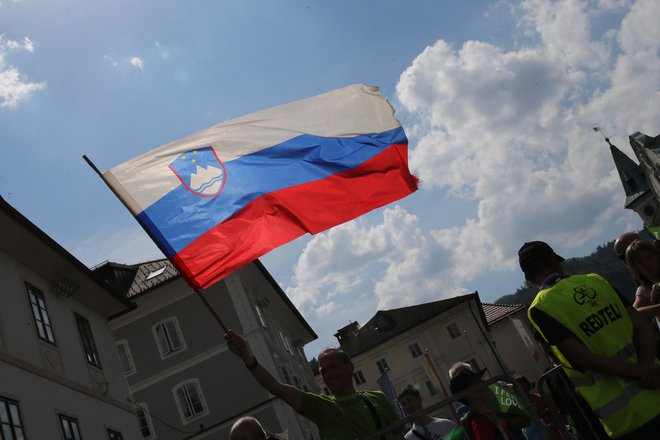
[226,330,403,439]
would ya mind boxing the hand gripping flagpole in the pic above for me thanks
[83,155,229,333]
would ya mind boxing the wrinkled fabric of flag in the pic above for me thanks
[103,84,418,290]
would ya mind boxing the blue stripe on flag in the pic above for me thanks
[138,127,406,253]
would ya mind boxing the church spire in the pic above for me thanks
[609,141,649,204]
[605,129,660,228]
[605,138,650,208]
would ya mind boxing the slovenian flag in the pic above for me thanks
[102,84,418,290]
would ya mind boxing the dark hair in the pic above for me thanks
[397,384,421,400]
[522,254,557,280]
[518,241,564,280]
[318,347,352,364]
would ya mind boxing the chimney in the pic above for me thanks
[334,321,360,346]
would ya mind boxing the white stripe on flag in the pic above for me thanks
[104,84,400,215]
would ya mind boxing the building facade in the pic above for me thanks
[483,302,548,382]
[0,196,141,439]
[99,258,320,439]
[316,293,549,419]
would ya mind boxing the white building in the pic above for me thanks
[0,196,141,439]
[97,257,320,439]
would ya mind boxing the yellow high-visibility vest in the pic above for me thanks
[528,274,660,438]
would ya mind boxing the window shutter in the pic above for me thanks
[156,323,170,354]
[166,320,182,350]
[187,383,204,413]
[177,386,192,418]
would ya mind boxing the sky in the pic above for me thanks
[2,0,659,358]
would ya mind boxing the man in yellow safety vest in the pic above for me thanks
[519,241,660,439]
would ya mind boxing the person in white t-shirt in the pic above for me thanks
[397,384,457,440]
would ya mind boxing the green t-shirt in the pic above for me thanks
[301,390,401,440]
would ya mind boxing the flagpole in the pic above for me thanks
[83,155,230,333]
[422,350,458,421]
[194,288,228,332]
[83,155,127,204]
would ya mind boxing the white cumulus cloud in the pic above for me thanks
[0,35,45,108]
[286,206,469,323]
[285,0,659,330]
[395,0,659,280]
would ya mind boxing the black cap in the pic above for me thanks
[518,241,564,274]
[449,365,487,395]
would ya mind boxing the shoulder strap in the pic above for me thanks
[359,393,387,440]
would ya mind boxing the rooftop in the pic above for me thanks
[335,295,525,358]
[481,302,526,325]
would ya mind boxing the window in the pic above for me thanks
[280,365,292,385]
[59,414,82,440]
[278,364,301,388]
[26,282,56,344]
[75,313,101,368]
[353,369,366,385]
[0,396,25,440]
[115,340,136,376]
[408,342,423,358]
[468,358,480,371]
[375,358,390,375]
[254,305,267,328]
[146,266,166,280]
[425,380,438,396]
[279,331,293,354]
[447,322,461,339]
[173,380,208,422]
[135,404,155,439]
[152,317,185,358]
[107,429,124,440]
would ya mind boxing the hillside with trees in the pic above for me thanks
[496,239,638,305]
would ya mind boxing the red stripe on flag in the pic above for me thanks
[172,143,418,289]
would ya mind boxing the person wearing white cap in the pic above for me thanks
[448,362,514,440]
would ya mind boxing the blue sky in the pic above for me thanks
[2,0,659,358]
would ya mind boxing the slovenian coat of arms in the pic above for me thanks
[169,146,226,198]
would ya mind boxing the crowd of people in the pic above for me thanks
[226,231,660,440]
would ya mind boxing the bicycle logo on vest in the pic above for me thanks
[572,285,623,338]
[573,285,597,306]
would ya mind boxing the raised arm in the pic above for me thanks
[224,330,304,412]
